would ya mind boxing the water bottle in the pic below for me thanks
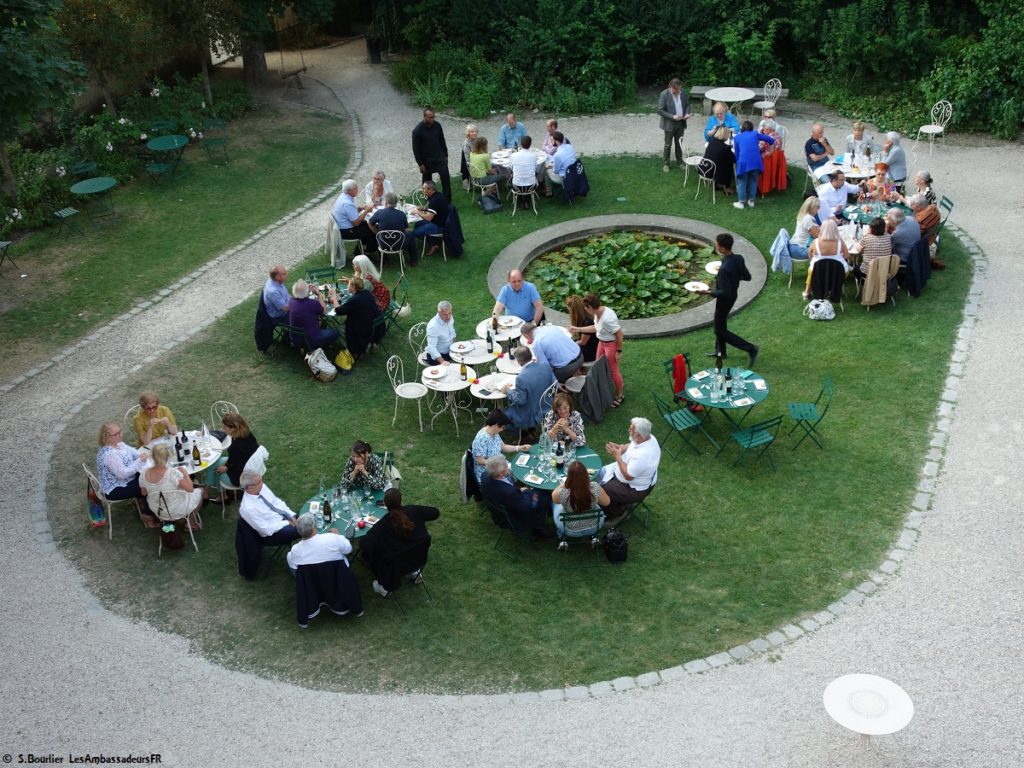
[539,431,551,460]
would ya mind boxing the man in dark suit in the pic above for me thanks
[411,107,451,201]
[699,233,759,366]
[479,455,551,536]
[657,78,691,173]
[500,345,555,436]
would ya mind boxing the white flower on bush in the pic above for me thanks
[201,101,206,109]
[151,88,161,97]
[197,131,203,140]
[106,142,113,152]
[56,166,67,177]
[140,133,148,141]
[189,129,196,138]
[118,117,127,125]
[12,208,22,220]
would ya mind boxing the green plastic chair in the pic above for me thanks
[652,391,715,458]
[202,118,229,162]
[662,353,693,405]
[787,374,835,450]
[719,415,783,468]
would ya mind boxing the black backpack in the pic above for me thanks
[478,192,503,215]
[603,529,628,564]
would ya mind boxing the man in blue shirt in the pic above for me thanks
[547,132,577,192]
[262,265,290,326]
[498,113,527,149]
[425,300,456,365]
[492,269,544,323]
[521,322,583,383]
[805,123,835,179]
[332,179,375,253]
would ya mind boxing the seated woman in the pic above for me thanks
[204,412,259,495]
[803,218,852,299]
[759,108,787,148]
[471,409,529,485]
[862,162,895,202]
[133,391,177,447]
[703,102,741,141]
[893,169,937,206]
[541,393,586,448]
[789,196,821,260]
[288,279,341,351]
[852,217,893,279]
[140,444,204,528]
[362,170,394,208]
[550,460,609,547]
[565,294,598,363]
[334,277,384,358]
[468,136,506,193]
[757,118,788,196]
[361,488,439,597]
[351,254,391,312]
[96,421,147,502]
[340,440,387,492]
[702,126,735,194]
[879,132,907,185]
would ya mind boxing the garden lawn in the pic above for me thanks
[50,156,971,693]
[0,105,348,380]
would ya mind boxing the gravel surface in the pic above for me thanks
[1,39,1021,766]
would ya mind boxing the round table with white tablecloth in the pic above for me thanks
[421,364,477,436]
[476,316,523,345]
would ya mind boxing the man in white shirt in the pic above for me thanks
[817,171,861,220]
[287,513,354,571]
[288,513,363,626]
[599,417,661,521]
[425,299,456,365]
[236,471,300,580]
[510,135,541,190]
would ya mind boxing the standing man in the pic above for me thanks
[521,322,583,384]
[262,265,290,326]
[699,233,759,366]
[492,269,544,324]
[657,78,691,173]
[412,107,451,201]
[805,122,835,179]
[498,113,527,150]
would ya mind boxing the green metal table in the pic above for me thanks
[844,201,911,226]
[70,176,118,218]
[146,134,189,178]
[300,484,386,539]
[683,367,770,438]
[509,444,602,491]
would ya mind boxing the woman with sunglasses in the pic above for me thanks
[133,391,177,447]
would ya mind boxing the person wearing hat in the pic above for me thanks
[470,410,530,485]
[862,162,896,203]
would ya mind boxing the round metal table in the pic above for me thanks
[509,444,602,492]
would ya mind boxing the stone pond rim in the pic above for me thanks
[487,214,767,339]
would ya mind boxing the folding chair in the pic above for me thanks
[787,374,835,449]
[652,392,714,458]
[0,241,18,274]
[717,415,784,467]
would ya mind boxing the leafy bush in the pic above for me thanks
[524,231,716,319]
[0,144,73,236]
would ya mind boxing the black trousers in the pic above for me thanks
[422,163,452,202]
[713,295,756,358]
[340,222,375,254]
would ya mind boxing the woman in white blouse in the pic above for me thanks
[363,170,395,208]
[570,293,625,408]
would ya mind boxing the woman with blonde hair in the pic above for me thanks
[789,196,821,260]
[140,444,205,526]
[362,170,394,208]
[803,217,851,298]
[351,254,391,311]
[565,294,597,362]
[96,421,146,501]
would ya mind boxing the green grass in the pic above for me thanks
[0,105,348,379]
[50,155,971,693]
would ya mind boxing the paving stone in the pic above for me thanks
[538,688,565,702]
[564,686,589,701]
[926,448,943,462]
[612,676,636,692]
[813,611,834,626]
[748,638,771,653]
[944,375,960,390]
[889,548,908,562]
[912,492,931,511]
[872,573,885,584]
[782,624,804,639]
[24,368,40,378]
[636,671,661,687]
[798,618,819,633]
[706,652,732,668]
[879,559,900,574]
[32,520,51,534]
[930,432,948,448]
[940,389,957,403]
[905,511,925,530]
[38,542,57,555]
[841,590,865,606]
[728,644,753,660]
[856,581,877,595]
[897,529,918,549]
[936,416,954,432]
[589,681,614,697]
[766,630,788,646]
[512,691,540,704]
[922,461,940,477]
[0,384,14,393]
[158,289,172,297]
[684,659,713,675]
[660,665,687,681]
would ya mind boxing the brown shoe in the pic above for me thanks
[930,258,946,270]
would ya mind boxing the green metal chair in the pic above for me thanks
[934,195,954,250]
[305,266,339,288]
[274,323,312,353]
[69,161,98,178]
[652,391,714,458]
[611,483,656,530]
[486,500,533,561]
[54,207,84,237]
[719,415,783,467]
[787,374,835,450]
[150,119,178,134]
[662,353,693,405]
[201,118,229,162]
[386,275,409,334]
[145,161,174,185]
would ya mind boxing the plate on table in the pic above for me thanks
[684,281,710,293]
[366,515,379,525]
[423,367,446,380]
[704,260,722,275]
[524,472,545,484]
[451,341,476,354]
[515,454,530,467]
[499,316,520,328]
[733,397,755,407]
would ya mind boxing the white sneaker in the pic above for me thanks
[558,540,569,551]
[663,164,670,173]
[732,201,745,210]
[372,580,389,598]
[747,200,755,208]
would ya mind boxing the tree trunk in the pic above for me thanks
[200,54,214,106]
[99,76,118,119]
[241,36,269,91]
[0,143,16,203]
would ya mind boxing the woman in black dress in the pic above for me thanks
[702,125,735,193]
[211,412,259,496]
[361,488,439,597]
[334,276,384,357]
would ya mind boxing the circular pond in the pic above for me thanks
[488,214,767,338]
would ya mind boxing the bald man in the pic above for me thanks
[492,269,544,324]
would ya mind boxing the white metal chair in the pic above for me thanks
[408,321,428,369]
[376,230,407,275]
[751,78,782,117]
[83,463,142,541]
[682,155,704,187]
[539,380,558,414]
[387,354,428,432]
[915,100,952,155]
[695,159,717,204]
[209,400,238,427]
[123,404,141,445]
[803,164,822,196]
[510,183,538,216]
[151,490,201,555]
[218,445,268,518]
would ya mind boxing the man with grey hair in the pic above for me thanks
[286,513,354,572]
[501,345,555,436]
[332,178,375,253]
[236,471,300,580]
[886,206,921,264]
[599,417,661,522]
[879,131,907,186]
[287,513,362,626]
[521,321,583,383]
[425,299,456,365]
[480,454,550,536]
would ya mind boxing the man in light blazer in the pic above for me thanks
[657,78,691,173]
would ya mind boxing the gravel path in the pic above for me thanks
[1,39,1022,765]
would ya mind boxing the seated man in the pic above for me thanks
[287,513,354,573]
[909,193,944,269]
[262,265,290,327]
[411,180,450,263]
[479,454,550,537]
[703,101,741,141]
[492,269,544,324]
[816,171,860,221]
[500,346,555,436]
[288,279,340,350]
[425,300,455,365]
[599,417,661,522]
[886,207,922,264]
[287,513,362,626]
[332,179,376,254]
[541,119,568,156]
[805,122,835,179]
[510,135,543,190]
[546,131,576,191]
[236,470,300,580]
[498,112,528,150]
[367,192,411,260]
[521,321,583,384]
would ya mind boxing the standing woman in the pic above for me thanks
[570,293,625,408]
[732,120,775,209]
[96,421,147,502]
[351,254,391,312]
[133,391,177,447]
[565,294,598,363]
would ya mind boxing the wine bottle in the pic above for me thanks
[323,498,332,524]
[191,442,201,466]
[174,434,182,462]
[459,361,468,381]
[486,328,494,353]
[492,314,499,332]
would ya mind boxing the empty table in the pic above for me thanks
[70,176,118,218]
[705,87,756,114]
